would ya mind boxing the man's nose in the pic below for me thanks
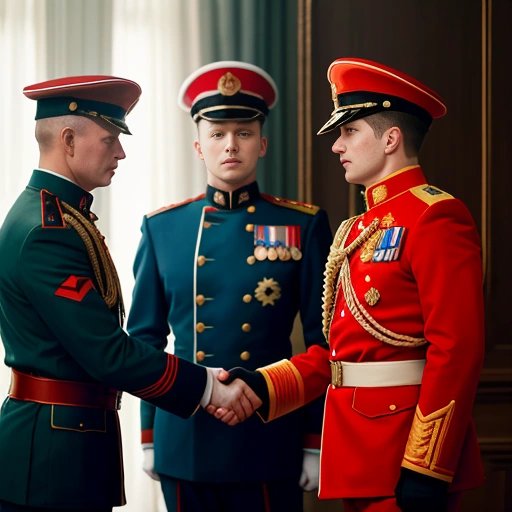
[332,136,346,154]
[225,135,238,152]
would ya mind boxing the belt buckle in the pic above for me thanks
[330,361,343,388]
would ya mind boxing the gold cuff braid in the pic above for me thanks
[402,401,455,482]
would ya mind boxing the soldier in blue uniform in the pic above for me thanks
[127,61,333,512]
[0,75,260,512]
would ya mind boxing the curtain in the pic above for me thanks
[0,0,46,220]
[197,0,298,197]
[0,0,47,439]
[110,2,205,510]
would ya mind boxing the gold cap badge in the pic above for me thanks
[218,72,241,96]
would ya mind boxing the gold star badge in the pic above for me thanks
[254,277,281,307]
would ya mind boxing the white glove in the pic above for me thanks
[142,443,160,481]
[299,449,320,491]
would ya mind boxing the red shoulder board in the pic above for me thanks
[146,193,206,218]
[40,189,65,228]
[261,193,320,215]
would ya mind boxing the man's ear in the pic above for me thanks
[62,127,75,156]
[384,126,401,154]
[259,136,268,158]
[193,140,204,160]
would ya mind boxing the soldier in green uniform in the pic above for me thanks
[127,62,332,511]
[0,75,260,512]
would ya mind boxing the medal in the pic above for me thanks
[290,246,302,261]
[267,247,278,261]
[254,245,268,261]
[253,225,302,263]
[277,246,291,261]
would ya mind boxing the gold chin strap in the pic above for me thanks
[61,201,125,325]
[322,216,426,347]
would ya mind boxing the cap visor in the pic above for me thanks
[317,109,351,135]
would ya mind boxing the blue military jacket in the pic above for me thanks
[128,181,332,482]
[0,170,207,509]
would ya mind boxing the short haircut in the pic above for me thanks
[35,115,86,150]
[364,111,430,157]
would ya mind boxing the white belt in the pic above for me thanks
[330,359,425,388]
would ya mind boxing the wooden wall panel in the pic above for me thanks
[297,0,511,510]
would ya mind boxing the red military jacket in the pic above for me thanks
[258,166,485,498]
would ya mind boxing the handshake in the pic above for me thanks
[203,367,268,426]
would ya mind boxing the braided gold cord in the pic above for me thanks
[340,257,426,347]
[322,216,426,347]
[61,202,124,323]
[63,214,105,296]
[322,216,378,339]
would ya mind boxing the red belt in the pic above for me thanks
[9,369,122,410]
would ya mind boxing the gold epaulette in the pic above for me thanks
[410,185,454,206]
[261,193,320,215]
[146,193,205,219]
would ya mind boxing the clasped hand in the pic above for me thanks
[206,369,261,426]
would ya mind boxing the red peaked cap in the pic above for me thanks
[317,57,447,135]
[178,61,278,122]
[23,75,141,135]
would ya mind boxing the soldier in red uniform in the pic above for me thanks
[215,57,485,512]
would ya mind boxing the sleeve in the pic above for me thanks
[18,224,206,418]
[297,208,333,447]
[401,199,485,482]
[126,216,172,443]
[258,344,332,422]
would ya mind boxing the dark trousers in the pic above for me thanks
[160,474,304,512]
[0,500,112,512]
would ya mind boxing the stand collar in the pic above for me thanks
[364,166,427,210]
[206,181,260,210]
[28,169,94,216]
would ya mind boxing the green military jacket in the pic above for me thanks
[128,182,332,483]
[0,170,207,509]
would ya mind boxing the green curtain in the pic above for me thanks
[197,0,298,198]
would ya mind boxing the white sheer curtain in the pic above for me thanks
[0,0,46,444]
[110,1,205,510]
[0,0,46,220]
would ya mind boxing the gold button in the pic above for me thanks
[68,101,78,112]
[365,275,371,283]
[196,350,206,362]
[242,294,253,303]
[246,255,256,265]
[196,322,205,333]
[241,323,251,333]
[247,206,256,213]
[245,224,254,232]
[197,255,206,266]
[389,404,397,411]
[203,221,211,229]
[196,294,205,306]
[240,351,251,361]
